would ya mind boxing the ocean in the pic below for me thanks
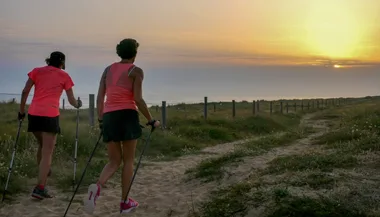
[0,64,379,109]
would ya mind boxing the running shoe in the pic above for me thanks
[31,186,53,200]
[120,198,139,214]
[83,183,101,214]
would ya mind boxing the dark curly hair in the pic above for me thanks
[45,51,65,68]
[116,38,139,59]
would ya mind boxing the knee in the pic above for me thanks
[42,143,55,153]
[109,159,122,169]
[122,158,134,167]
[41,133,56,153]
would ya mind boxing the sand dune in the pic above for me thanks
[0,114,325,217]
[0,137,246,217]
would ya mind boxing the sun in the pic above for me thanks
[333,64,341,68]
[304,1,364,59]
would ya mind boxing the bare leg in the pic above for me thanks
[38,132,56,186]
[83,142,122,214]
[32,132,42,165]
[97,142,122,186]
[121,139,137,201]
[32,132,52,176]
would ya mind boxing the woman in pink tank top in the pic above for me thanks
[83,38,160,214]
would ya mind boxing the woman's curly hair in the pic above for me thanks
[116,38,139,59]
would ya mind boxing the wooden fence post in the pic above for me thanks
[62,98,65,110]
[89,94,95,126]
[204,97,208,120]
[294,102,297,112]
[257,100,260,113]
[270,101,273,115]
[280,101,283,114]
[161,101,167,129]
[301,100,304,111]
[213,103,216,112]
[232,100,236,118]
[286,102,289,113]
[252,100,256,116]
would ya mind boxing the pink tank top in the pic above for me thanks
[103,63,137,114]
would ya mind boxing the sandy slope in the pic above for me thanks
[0,114,327,217]
[0,138,248,217]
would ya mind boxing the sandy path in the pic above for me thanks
[0,114,328,217]
[223,114,329,185]
[0,136,252,217]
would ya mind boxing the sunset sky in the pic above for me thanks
[0,0,379,104]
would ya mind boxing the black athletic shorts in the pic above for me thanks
[102,109,142,143]
[27,114,61,134]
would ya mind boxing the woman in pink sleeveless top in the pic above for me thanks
[83,39,160,214]
[18,51,82,199]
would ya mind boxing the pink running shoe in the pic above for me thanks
[120,198,139,214]
[83,183,101,214]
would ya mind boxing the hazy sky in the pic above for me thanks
[0,0,379,104]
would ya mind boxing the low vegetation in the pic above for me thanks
[2,96,379,217]
[193,96,380,217]
[0,99,309,200]
[185,127,313,182]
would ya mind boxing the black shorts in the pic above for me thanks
[27,114,61,134]
[102,109,142,143]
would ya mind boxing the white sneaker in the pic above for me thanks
[83,183,101,214]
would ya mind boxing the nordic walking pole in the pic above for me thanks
[2,120,23,202]
[72,97,80,190]
[63,132,103,217]
[121,125,156,213]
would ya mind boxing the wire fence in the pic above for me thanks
[0,93,186,109]
[1,92,356,129]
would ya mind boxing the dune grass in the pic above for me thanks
[0,98,318,200]
[198,183,367,217]
[195,96,380,217]
[264,152,359,174]
[185,126,314,182]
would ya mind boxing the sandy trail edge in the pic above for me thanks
[0,114,327,217]
[0,135,253,217]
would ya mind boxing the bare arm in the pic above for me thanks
[132,67,153,122]
[96,69,107,120]
[20,78,34,113]
[65,88,79,108]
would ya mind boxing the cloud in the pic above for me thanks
[0,36,114,67]
[1,31,379,70]
[138,45,380,68]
